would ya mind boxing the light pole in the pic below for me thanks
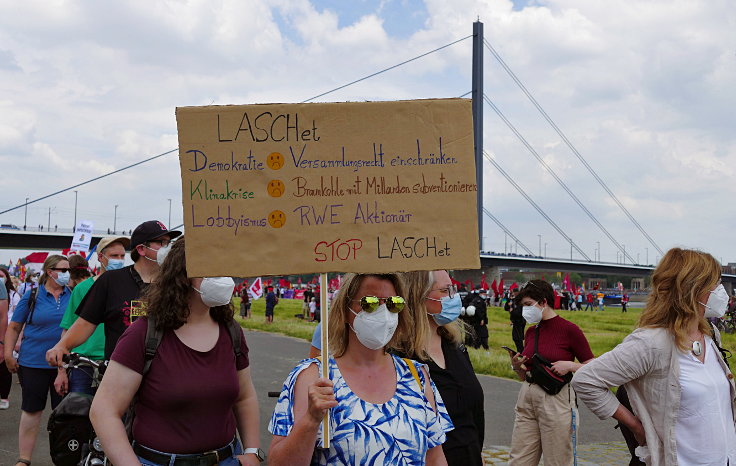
[113,205,118,233]
[645,247,649,264]
[538,234,541,257]
[167,198,172,227]
[544,242,547,258]
[73,190,78,232]
[504,232,507,254]
[24,197,29,230]
[596,241,600,262]
[570,240,573,260]
[47,207,51,231]
[623,244,626,264]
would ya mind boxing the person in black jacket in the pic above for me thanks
[464,289,489,350]
[400,270,485,466]
[505,288,525,353]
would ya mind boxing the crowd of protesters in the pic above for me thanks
[2,231,736,466]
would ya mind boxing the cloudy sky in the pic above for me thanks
[1,0,734,266]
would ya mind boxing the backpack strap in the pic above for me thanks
[710,322,731,369]
[226,319,243,358]
[402,358,423,391]
[143,317,243,375]
[26,288,39,325]
[142,317,164,375]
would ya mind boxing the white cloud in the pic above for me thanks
[0,0,734,264]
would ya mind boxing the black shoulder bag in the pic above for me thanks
[528,324,572,395]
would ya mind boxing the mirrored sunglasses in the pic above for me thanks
[352,296,405,313]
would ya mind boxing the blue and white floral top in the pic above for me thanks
[269,354,454,465]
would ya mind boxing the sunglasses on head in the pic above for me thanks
[352,296,405,313]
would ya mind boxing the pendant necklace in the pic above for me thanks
[691,340,702,357]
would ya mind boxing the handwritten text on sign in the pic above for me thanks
[176,99,479,277]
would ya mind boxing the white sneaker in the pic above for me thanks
[0,400,9,409]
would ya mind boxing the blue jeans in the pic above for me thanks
[135,439,243,466]
[68,367,96,396]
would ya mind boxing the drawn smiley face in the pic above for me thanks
[268,210,286,228]
[267,152,284,170]
[267,179,285,198]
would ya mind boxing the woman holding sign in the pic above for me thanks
[400,270,485,466]
[268,273,453,465]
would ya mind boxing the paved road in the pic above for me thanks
[0,330,629,465]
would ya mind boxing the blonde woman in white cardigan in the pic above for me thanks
[573,248,736,466]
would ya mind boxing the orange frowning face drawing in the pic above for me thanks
[267,152,284,170]
[267,180,285,197]
[268,210,286,228]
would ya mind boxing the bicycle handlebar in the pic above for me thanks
[62,353,109,373]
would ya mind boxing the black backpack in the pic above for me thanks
[47,393,95,466]
[124,316,244,439]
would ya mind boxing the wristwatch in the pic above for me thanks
[243,447,265,462]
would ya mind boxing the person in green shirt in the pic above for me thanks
[56,236,130,395]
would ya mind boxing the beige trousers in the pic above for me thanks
[508,381,577,466]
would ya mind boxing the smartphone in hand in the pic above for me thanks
[501,345,516,355]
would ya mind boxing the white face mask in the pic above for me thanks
[349,303,398,350]
[522,303,543,325]
[701,284,729,318]
[53,271,71,287]
[156,243,172,266]
[194,277,235,307]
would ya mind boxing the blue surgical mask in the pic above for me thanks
[105,259,125,271]
[53,271,70,287]
[427,293,462,326]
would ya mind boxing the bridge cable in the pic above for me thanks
[483,39,663,256]
[0,148,179,216]
[3,38,474,217]
[482,208,535,256]
[483,94,634,264]
[301,35,473,103]
[483,150,592,261]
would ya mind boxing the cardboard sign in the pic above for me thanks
[70,220,94,252]
[176,99,479,277]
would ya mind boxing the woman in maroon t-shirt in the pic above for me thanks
[89,237,263,466]
[506,279,594,466]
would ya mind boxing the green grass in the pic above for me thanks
[235,298,736,380]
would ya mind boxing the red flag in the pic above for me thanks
[491,279,498,294]
[451,277,462,287]
[480,274,489,291]
[498,279,505,292]
[25,252,48,264]
[510,282,518,291]
[248,278,263,299]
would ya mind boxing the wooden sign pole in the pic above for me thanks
[319,273,330,448]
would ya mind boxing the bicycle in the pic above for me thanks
[48,353,109,466]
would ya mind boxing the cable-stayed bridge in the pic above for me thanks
[2,21,729,291]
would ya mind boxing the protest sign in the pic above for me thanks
[70,220,94,252]
[176,99,479,277]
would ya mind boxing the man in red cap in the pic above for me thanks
[46,221,180,365]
